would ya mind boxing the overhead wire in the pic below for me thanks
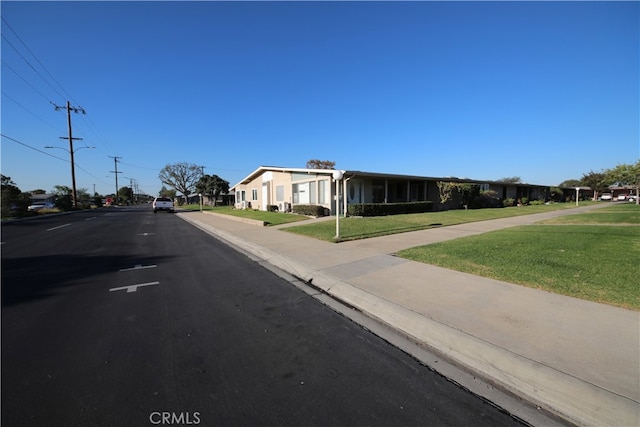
[2,15,128,180]
[1,34,67,102]
[1,133,111,185]
[1,59,53,104]
[1,91,65,132]
[1,16,79,106]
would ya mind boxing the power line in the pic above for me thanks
[1,133,109,186]
[1,16,78,105]
[2,17,122,166]
[1,34,66,101]
[1,91,64,132]
[1,59,54,103]
[1,133,68,162]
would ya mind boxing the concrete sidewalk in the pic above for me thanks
[177,206,639,426]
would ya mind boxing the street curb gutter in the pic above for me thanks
[178,213,639,427]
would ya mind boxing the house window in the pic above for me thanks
[318,180,327,204]
[292,183,299,204]
[276,185,284,202]
[251,189,258,200]
[480,184,490,192]
[309,182,316,204]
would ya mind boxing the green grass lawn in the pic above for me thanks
[538,202,640,225]
[180,205,310,226]
[285,202,596,242]
[397,206,640,309]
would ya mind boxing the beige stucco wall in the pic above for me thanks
[234,170,334,212]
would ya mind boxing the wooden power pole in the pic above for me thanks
[53,101,85,208]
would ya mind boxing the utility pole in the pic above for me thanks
[53,101,85,208]
[109,156,122,205]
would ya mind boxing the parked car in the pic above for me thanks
[628,195,638,203]
[152,197,174,213]
[617,194,628,201]
[600,193,613,201]
[27,202,54,211]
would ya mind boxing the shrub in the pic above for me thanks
[503,198,515,207]
[520,197,529,205]
[530,200,545,205]
[267,205,279,212]
[469,190,502,209]
[292,204,327,217]
[347,202,434,217]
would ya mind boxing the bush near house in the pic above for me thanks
[469,190,502,209]
[292,204,328,217]
[348,201,434,217]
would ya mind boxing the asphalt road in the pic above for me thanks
[1,207,524,427]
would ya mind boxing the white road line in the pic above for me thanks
[85,216,97,221]
[109,282,159,293]
[119,264,157,272]
[46,223,71,232]
[137,233,155,236]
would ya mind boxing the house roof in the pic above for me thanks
[232,166,337,188]
[30,193,56,201]
[231,165,551,190]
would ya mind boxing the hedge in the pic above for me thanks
[347,202,434,217]
[292,204,328,217]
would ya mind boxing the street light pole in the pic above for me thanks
[333,170,344,240]
[45,143,94,207]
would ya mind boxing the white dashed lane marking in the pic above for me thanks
[119,264,157,272]
[46,223,71,232]
[109,282,159,293]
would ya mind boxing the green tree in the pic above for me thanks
[456,183,480,209]
[498,176,522,183]
[158,185,176,199]
[118,186,134,205]
[195,174,230,206]
[1,175,30,217]
[605,161,640,204]
[53,185,73,210]
[550,187,564,202]
[580,171,608,200]
[306,159,336,169]
[436,181,455,207]
[558,179,581,188]
[159,162,201,205]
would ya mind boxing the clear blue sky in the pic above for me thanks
[2,1,638,196]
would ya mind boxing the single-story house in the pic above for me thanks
[30,193,57,205]
[230,166,551,215]
[186,192,235,206]
[608,185,638,200]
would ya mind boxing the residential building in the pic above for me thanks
[231,166,551,215]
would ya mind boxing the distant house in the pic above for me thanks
[230,166,551,215]
[29,193,57,205]
[608,184,637,200]
[186,192,235,206]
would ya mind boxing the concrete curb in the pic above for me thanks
[178,213,639,427]
[201,210,267,227]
